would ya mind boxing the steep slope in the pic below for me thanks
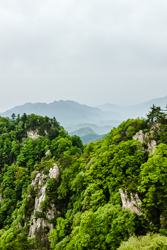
[1,107,167,249]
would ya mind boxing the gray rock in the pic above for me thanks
[49,163,60,180]
[28,163,60,237]
[133,129,156,155]
[0,194,3,203]
[119,189,142,216]
[27,130,40,140]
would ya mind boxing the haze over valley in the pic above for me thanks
[1,95,167,144]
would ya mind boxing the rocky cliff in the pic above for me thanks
[133,129,156,154]
[28,164,60,238]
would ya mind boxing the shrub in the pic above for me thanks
[118,234,167,250]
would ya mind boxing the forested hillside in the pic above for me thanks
[1,106,167,249]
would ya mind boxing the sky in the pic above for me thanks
[0,0,167,112]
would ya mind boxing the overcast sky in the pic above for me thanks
[0,0,167,112]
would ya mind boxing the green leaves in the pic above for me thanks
[1,111,167,249]
[138,144,167,228]
[82,184,106,211]
[50,204,135,250]
[86,140,146,194]
[118,234,167,250]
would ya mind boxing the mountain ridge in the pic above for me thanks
[98,95,167,118]
[1,96,167,136]
[1,100,123,129]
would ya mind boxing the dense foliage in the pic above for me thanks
[0,107,167,249]
[118,234,167,250]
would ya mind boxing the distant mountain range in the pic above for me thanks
[2,100,123,127]
[70,127,95,137]
[69,127,106,144]
[1,96,167,143]
[98,96,167,118]
[66,123,114,135]
[80,133,106,145]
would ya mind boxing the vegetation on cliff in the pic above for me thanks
[0,106,167,249]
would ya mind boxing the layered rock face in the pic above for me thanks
[28,164,60,237]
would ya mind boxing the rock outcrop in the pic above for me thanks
[119,189,142,216]
[49,164,60,180]
[133,130,145,144]
[0,194,3,203]
[27,130,48,140]
[27,130,40,140]
[147,140,157,154]
[133,129,156,154]
[28,163,60,237]
[121,128,157,215]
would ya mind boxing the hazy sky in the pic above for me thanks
[0,0,167,112]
